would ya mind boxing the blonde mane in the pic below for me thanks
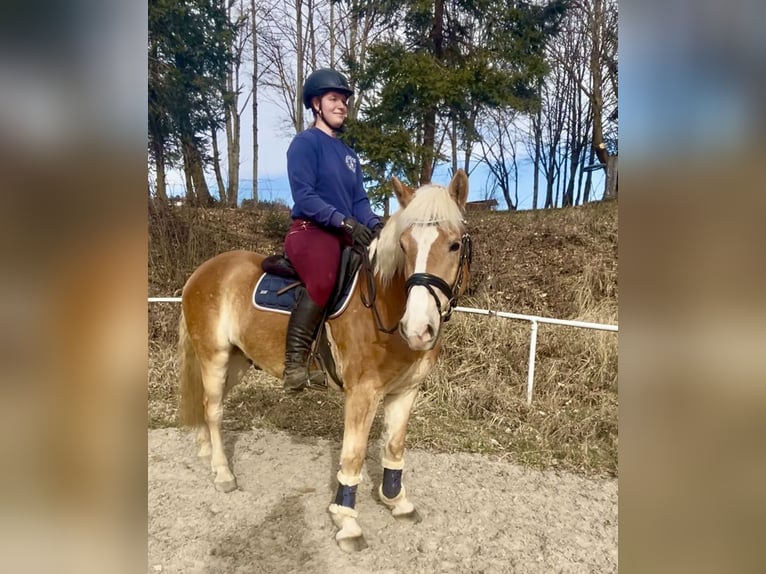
[372,184,465,285]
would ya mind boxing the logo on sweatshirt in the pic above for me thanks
[345,155,357,173]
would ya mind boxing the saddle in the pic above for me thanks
[256,246,363,316]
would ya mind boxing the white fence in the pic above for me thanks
[149,298,618,404]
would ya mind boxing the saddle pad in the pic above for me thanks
[252,270,359,319]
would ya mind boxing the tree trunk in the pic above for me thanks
[563,83,581,208]
[544,171,555,209]
[226,103,240,206]
[604,154,618,199]
[532,106,542,210]
[295,0,304,132]
[450,117,458,176]
[419,0,444,186]
[419,113,436,185]
[251,0,259,203]
[589,0,613,196]
[512,153,519,210]
[223,0,240,207]
[183,136,213,206]
[329,1,335,66]
[182,143,195,203]
[152,140,168,203]
[583,145,595,203]
[307,0,316,70]
[211,129,226,201]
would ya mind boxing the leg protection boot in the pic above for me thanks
[283,288,326,391]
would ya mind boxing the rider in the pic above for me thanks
[282,68,383,392]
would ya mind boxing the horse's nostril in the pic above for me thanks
[426,324,435,339]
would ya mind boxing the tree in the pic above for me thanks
[356,0,567,193]
[546,0,617,202]
[211,0,253,206]
[251,0,260,203]
[476,108,522,210]
[148,0,234,205]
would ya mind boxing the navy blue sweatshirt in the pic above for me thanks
[287,127,380,229]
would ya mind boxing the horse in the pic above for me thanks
[177,169,472,552]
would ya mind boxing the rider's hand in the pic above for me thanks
[342,217,374,247]
[371,222,384,239]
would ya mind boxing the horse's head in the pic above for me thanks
[374,170,472,351]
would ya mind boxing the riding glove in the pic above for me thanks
[342,217,374,247]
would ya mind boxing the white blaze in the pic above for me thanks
[401,226,442,350]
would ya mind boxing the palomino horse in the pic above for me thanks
[178,169,471,551]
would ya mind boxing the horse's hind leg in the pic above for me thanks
[200,349,239,493]
[197,348,250,456]
[378,387,421,522]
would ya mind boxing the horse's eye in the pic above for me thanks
[449,242,460,252]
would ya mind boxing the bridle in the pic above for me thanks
[361,227,472,333]
[404,231,472,323]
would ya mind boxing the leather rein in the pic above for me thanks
[359,230,473,334]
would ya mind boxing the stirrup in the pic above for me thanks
[283,369,326,392]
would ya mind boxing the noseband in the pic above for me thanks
[404,232,473,322]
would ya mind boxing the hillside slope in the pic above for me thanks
[149,199,617,320]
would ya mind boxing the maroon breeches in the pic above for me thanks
[284,219,348,307]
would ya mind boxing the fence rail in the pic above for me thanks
[149,297,618,404]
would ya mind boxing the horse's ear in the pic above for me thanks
[449,169,469,210]
[392,177,415,208]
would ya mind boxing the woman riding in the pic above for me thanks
[282,68,382,392]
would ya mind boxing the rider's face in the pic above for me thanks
[315,91,348,128]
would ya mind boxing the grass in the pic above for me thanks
[148,199,618,478]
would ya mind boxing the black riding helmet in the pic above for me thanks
[302,68,353,110]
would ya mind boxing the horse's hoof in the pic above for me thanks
[214,479,237,493]
[336,535,368,553]
[394,508,422,524]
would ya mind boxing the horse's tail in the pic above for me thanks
[178,310,206,427]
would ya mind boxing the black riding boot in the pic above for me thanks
[283,288,326,392]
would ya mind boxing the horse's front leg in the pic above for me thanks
[378,386,421,522]
[329,384,381,553]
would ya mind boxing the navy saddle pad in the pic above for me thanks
[252,271,359,319]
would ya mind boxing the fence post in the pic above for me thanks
[526,320,539,406]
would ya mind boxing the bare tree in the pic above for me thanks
[476,108,522,210]
[257,0,392,132]
[522,0,617,209]
[548,0,618,201]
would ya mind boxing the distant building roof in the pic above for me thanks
[465,199,498,211]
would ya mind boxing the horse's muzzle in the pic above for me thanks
[399,319,438,351]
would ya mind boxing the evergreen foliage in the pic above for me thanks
[149,0,235,202]
[349,0,568,206]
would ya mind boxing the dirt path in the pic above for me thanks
[148,428,617,573]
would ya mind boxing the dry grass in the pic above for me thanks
[147,199,618,478]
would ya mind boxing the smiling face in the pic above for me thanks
[312,90,348,132]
